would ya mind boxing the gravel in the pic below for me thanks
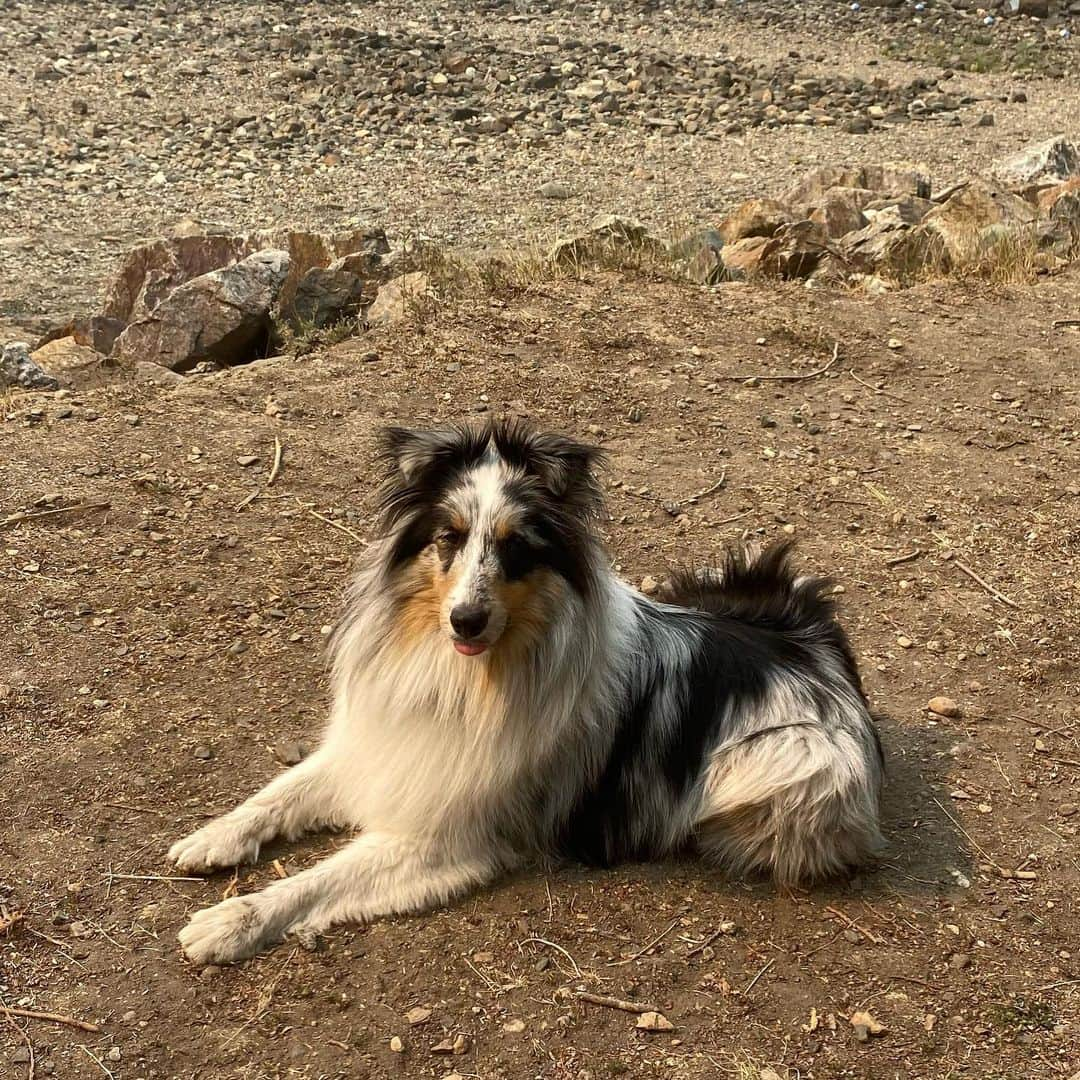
[2,0,1079,339]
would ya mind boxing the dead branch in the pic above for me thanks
[0,1006,101,1033]
[0,502,110,531]
[953,560,1020,609]
[575,991,657,1015]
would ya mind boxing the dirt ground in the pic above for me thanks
[1,267,1078,1079]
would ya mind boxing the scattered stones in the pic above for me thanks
[1,341,60,391]
[928,696,962,718]
[112,249,291,371]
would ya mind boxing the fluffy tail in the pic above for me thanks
[670,541,886,885]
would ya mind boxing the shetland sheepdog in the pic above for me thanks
[170,421,884,964]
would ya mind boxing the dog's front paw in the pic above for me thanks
[178,896,280,964]
[168,815,261,874]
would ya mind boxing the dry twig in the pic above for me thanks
[608,918,680,967]
[267,436,283,486]
[825,906,885,945]
[720,341,839,383]
[740,959,775,996]
[954,559,1020,609]
[296,499,367,545]
[884,548,922,568]
[0,502,110,531]
[575,991,657,1015]
[0,1006,100,1033]
[521,936,583,978]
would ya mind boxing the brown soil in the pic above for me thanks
[2,269,1078,1079]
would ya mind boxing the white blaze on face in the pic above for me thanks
[443,461,513,640]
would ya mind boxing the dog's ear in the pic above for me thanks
[523,431,604,500]
[377,426,457,484]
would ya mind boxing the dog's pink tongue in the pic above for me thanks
[454,641,488,656]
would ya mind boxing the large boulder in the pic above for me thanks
[102,226,389,325]
[111,249,291,371]
[782,164,932,213]
[914,181,1037,269]
[718,198,794,243]
[30,337,112,391]
[366,272,432,327]
[840,207,936,278]
[34,314,126,357]
[1,341,59,391]
[671,228,726,284]
[549,214,662,264]
[719,221,831,280]
[993,136,1080,187]
[282,267,368,328]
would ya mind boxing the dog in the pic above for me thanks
[170,420,884,964]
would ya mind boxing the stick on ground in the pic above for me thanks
[0,502,110,530]
[575,991,657,1015]
[0,1006,101,1033]
[954,559,1020,609]
[720,341,840,383]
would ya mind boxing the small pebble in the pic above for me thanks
[928,696,961,718]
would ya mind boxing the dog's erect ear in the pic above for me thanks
[523,430,604,500]
[377,426,457,483]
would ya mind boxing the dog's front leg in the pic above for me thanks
[177,831,499,964]
[169,748,348,874]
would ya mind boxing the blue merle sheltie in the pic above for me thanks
[170,420,885,963]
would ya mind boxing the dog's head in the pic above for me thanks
[375,421,604,657]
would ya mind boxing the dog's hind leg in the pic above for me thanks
[694,723,884,887]
[169,748,349,874]
[177,831,501,964]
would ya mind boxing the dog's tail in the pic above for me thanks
[668,541,886,885]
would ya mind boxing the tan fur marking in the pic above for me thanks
[395,550,455,648]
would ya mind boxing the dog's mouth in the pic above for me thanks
[453,639,488,656]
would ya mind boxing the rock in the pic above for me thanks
[34,315,126,356]
[1,341,60,391]
[863,195,935,225]
[640,574,661,596]
[11,1048,31,1065]
[549,213,660,264]
[502,1018,526,1033]
[406,1007,432,1025]
[928,696,961,718]
[720,236,772,280]
[366,272,432,327]
[539,180,573,199]
[1036,176,1080,213]
[915,181,1036,270]
[671,228,725,284]
[993,136,1080,187]
[274,740,310,766]
[1002,0,1051,17]
[102,227,388,325]
[850,1009,886,1042]
[31,337,112,391]
[636,1011,675,1032]
[840,207,934,279]
[389,1035,405,1053]
[112,249,290,371]
[718,197,795,243]
[782,165,932,212]
[807,186,876,239]
[950,952,971,969]
[193,745,213,760]
[283,267,367,328]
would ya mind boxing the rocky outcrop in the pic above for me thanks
[111,249,291,371]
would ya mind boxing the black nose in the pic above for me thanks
[450,604,489,639]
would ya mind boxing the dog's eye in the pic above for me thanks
[434,529,464,552]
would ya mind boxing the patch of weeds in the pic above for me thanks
[275,315,363,358]
[989,995,1057,1035]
